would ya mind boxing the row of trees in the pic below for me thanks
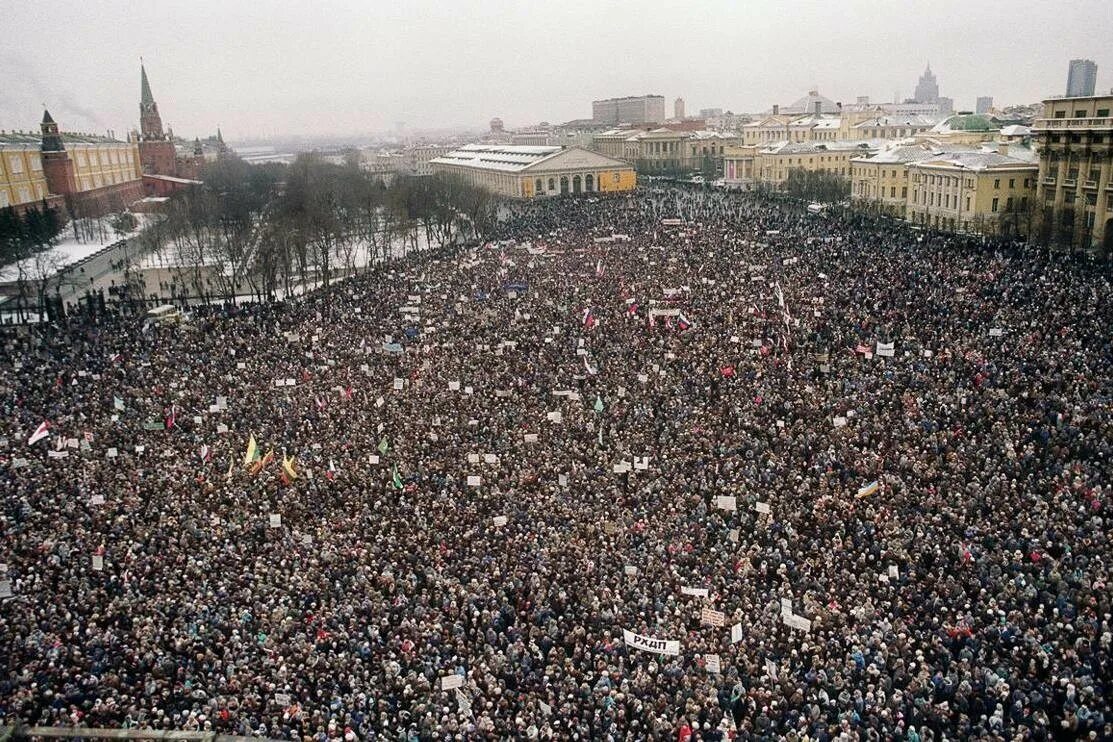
[154,154,497,303]
[780,169,852,203]
[0,203,64,268]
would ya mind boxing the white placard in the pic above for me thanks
[483,453,498,465]
[989,328,1003,337]
[876,341,895,357]
[440,674,464,690]
[714,495,737,511]
[700,607,726,627]
[780,598,793,617]
[728,528,739,544]
[237,362,246,369]
[393,378,404,391]
[448,380,461,391]
[624,565,638,576]
[90,494,105,505]
[523,433,538,443]
[467,453,480,464]
[681,586,709,598]
[467,475,481,487]
[216,423,229,434]
[704,654,721,673]
[622,628,680,656]
[755,502,771,515]
[106,447,118,458]
[833,416,847,428]
[369,454,380,464]
[0,579,11,598]
[888,565,899,579]
[783,613,812,632]
[765,658,779,680]
[492,515,508,527]
[731,623,744,643]
[92,555,104,571]
[268,514,281,528]
[558,474,568,487]
[546,411,563,423]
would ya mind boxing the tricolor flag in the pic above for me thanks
[164,405,176,430]
[315,395,326,410]
[595,260,604,278]
[28,421,50,446]
[326,458,337,481]
[856,481,880,499]
[250,449,274,476]
[677,311,692,332]
[199,444,212,463]
[341,385,353,401]
[243,434,259,468]
[582,307,596,330]
[391,464,404,489]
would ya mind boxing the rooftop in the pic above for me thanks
[430,144,565,173]
[0,130,129,146]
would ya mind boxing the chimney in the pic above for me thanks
[772,104,780,116]
[815,101,822,116]
[998,142,1009,157]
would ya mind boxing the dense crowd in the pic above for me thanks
[1,188,1110,741]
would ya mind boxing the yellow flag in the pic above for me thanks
[282,454,298,480]
[243,434,258,467]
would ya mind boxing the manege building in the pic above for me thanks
[431,144,636,199]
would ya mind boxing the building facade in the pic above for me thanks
[1066,59,1098,98]
[1032,95,1113,253]
[430,145,635,199]
[905,152,1037,236]
[976,96,994,115]
[674,98,685,120]
[591,96,666,126]
[590,128,740,175]
[37,110,144,219]
[0,138,61,214]
[723,140,876,190]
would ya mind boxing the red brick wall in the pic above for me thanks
[68,179,145,219]
[41,152,77,196]
[139,140,177,177]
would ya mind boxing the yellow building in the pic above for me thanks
[591,128,740,175]
[430,144,635,198]
[850,142,972,218]
[724,140,877,190]
[1031,95,1113,253]
[905,152,1037,236]
[0,139,54,212]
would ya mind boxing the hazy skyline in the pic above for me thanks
[2,0,1111,141]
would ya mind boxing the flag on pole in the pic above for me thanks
[593,395,604,413]
[595,259,604,278]
[199,444,212,463]
[326,458,337,481]
[391,464,403,489]
[378,436,389,455]
[281,453,298,481]
[341,385,353,401]
[243,435,259,468]
[113,396,125,411]
[28,421,50,446]
[583,356,598,376]
[582,307,596,329]
[315,395,326,410]
[677,311,692,332]
[164,405,176,430]
[225,456,235,480]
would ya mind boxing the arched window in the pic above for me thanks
[560,176,569,194]
[585,174,594,191]
[548,178,556,191]
[535,178,543,194]
[572,175,582,194]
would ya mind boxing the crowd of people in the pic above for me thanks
[1,187,1110,741]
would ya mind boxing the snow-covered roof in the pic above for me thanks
[852,115,939,129]
[910,151,1038,172]
[999,124,1031,137]
[760,140,880,155]
[430,144,565,173]
[780,90,839,115]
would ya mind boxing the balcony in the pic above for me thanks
[1062,178,1077,187]
[1032,116,1113,132]
[1041,176,1056,186]
[1082,180,1098,189]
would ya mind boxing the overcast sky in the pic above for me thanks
[2,0,1111,141]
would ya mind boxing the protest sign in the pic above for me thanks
[714,495,737,511]
[755,501,771,514]
[622,628,680,656]
[492,515,508,527]
[467,475,481,487]
[268,514,281,528]
[681,586,709,598]
[704,654,721,673]
[731,623,743,643]
[700,607,726,627]
[440,674,464,690]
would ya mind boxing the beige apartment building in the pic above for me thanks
[723,140,876,189]
[1032,95,1113,253]
[591,128,740,175]
[905,152,1037,236]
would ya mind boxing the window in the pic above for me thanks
[1006,197,1013,210]
[890,187,896,198]
[0,190,7,207]
[1024,178,1030,188]
[548,178,555,191]
[993,179,1000,189]
[7,155,23,174]
[991,197,999,212]
[1008,178,1014,189]
[535,178,542,194]
[1074,110,1086,118]
[31,156,42,171]
[1097,109,1110,117]
[18,187,31,203]
[1054,111,1066,119]
[1065,191,1076,204]
[966,197,971,210]
[901,187,907,199]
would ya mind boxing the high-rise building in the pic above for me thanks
[1066,59,1097,97]
[591,96,666,125]
[976,96,994,114]
[674,97,685,120]
[913,63,940,104]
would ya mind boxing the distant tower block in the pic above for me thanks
[674,97,685,120]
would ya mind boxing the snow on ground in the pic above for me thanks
[0,214,154,283]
